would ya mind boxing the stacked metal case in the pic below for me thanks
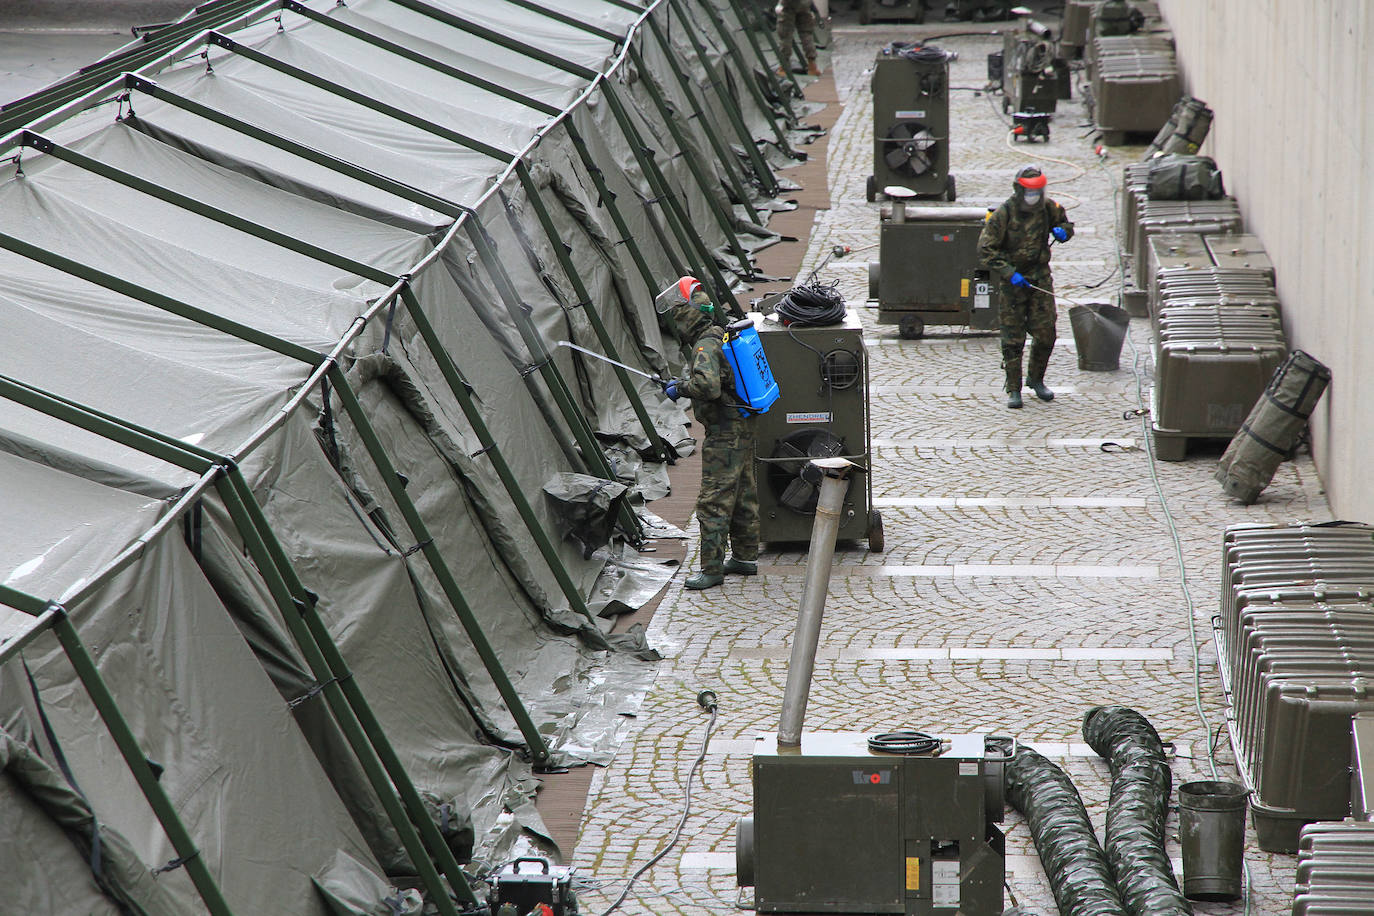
[1144,231,1285,458]
[1292,822,1374,915]
[1217,523,1374,853]
[1088,31,1179,141]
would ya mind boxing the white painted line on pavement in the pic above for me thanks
[872,437,1136,449]
[873,495,1148,508]
[679,853,735,871]
[727,646,1173,662]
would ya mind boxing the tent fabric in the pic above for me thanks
[0,0,804,908]
[0,452,387,915]
[0,726,184,916]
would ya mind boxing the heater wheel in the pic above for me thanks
[898,314,925,339]
[867,508,885,553]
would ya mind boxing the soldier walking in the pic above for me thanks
[659,277,760,590]
[776,0,821,77]
[978,165,1074,408]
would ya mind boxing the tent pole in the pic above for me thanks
[652,9,780,195]
[0,231,323,364]
[0,237,553,762]
[204,33,640,538]
[673,0,796,153]
[51,614,239,916]
[0,373,480,911]
[561,120,666,293]
[214,475,479,910]
[624,43,757,273]
[0,583,235,916]
[459,219,647,543]
[634,22,763,223]
[0,0,274,136]
[509,168,676,463]
[598,80,744,315]
[326,365,555,765]
[687,0,801,130]
[19,133,610,630]
[122,78,657,567]
[398,285,613,624]
[716,0,805,115]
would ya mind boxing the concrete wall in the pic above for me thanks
[1156,0,1374,519]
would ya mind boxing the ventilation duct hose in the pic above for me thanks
[1006,746,1129,916]
[1082,706,1193,916]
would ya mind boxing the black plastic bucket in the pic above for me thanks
[1178,780,1249,901]
[1068,302,1130,371]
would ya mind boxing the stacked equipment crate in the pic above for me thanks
[1217,523,1374,852]
[1293,822,1374,914]
[1086,1,1179,144]
[1144,231,1286,459]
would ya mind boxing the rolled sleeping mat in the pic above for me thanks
[1215,349,1330,504]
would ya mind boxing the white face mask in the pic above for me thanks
[1022,189,1043,206]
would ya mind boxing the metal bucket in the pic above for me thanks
[1178,780,1250,901]
[1068,302,1130,371]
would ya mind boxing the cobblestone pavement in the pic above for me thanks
[572,24,1325,916]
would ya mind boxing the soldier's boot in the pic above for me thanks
[725,557,758,575]
[686,570,725,589]
[1004,365,1023,409]
[806,58,821,76]
[1028,379,1054,401]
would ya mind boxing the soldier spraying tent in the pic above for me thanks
[978,165,1075,409]
[657,277,775,590]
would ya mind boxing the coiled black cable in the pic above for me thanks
[868,730,942,755]
[775,281,846,327]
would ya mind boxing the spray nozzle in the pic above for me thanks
[696,689,719,712]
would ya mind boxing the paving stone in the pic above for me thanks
[570,21,1316,916]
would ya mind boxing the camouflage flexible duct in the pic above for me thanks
[1006,745,1129,916]
[1082,705,1193,916]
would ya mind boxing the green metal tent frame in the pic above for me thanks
[0,2,802,912]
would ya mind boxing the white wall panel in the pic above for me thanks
[1158,0,1374,518]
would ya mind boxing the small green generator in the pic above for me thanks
[867,198,1001,339]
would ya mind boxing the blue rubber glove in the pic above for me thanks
[1009,271,1030,288]
[1051,226,1069,242]
[663,379,682,401]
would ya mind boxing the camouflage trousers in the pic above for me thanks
[695,427,760,574]
[997,275,1057,392]
[777,0,817,70]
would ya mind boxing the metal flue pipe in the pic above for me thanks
[777,457,857,747]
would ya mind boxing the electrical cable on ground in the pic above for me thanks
[594,693,720,916]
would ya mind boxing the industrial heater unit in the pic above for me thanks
[736,462,1008,915]
[867,44,956,202]
[867,193,1000,339]
[755,312,881,551]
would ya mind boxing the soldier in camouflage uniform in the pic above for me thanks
[977,165,1074,409]
[659,277,760,590]
[776,0,820,77]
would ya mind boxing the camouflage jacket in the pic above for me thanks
[678,327,752,438]
[977,197,1074,281]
